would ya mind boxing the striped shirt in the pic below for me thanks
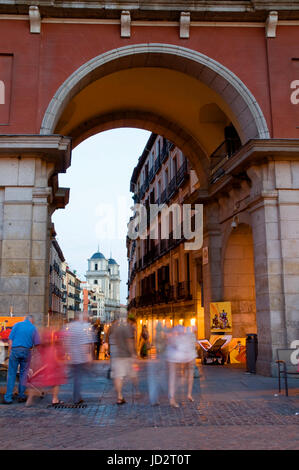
[64,321,94,364]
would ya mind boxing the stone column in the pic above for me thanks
[202,201,222,338]
[0,136,71,327]
[275,161,299,346]
[247,159,299,375]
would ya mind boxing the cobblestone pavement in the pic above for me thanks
[0,360,298,450]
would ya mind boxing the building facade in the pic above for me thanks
[61,264,82,321]
[85,251,121,322]
[127,133,206,344]
[0,1,299,376]
[48,233,65,324]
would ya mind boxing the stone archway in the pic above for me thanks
[0,44,277,368]
[39,44,270,191]
[40,44,269,142]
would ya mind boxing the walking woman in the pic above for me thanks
[26,327,67,406]
[166,325,197,408]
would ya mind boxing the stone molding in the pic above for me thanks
[208,139,299,196]
[0,135,72,174]
[2,1,299,20]
[121,10,131,37]
[223,138,299,172]
[266,10,278,37]
[29,5,41,34]
[180,12,190,38]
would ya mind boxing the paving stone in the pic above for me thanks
[0,361,298,449]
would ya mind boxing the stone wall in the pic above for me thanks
[223,224,257,337]
[0,136,71,326]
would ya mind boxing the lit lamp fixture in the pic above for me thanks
[231,215,239,229]
[179,319,183,325]
[190,318,196,326]
[170,319,173,326]
[140,319,142,325]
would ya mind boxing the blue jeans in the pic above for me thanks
[4,347,31,402]
[69,363,90,403]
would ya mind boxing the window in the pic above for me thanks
[156,139,161,158]
[150,151,154,168]
[175,258,179,284]
[172,156,177,177]
[158,180,161,198]
[94,280,98,285]
[164,168,169,188]
[95,263,98,271]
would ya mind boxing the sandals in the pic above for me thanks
[116,398,126,405]
[169,399,180,408]
[51,400,64,406]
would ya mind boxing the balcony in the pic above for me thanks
[167,160,189,199]
[160,238,168,254]
[149,166,155,183]
[210,137,242,182]
[154,156,160,174]
[176,281,192,300]
[167,175,176,199]
[176,159,188,188]
[135,281,192,308]
[160,142,169,163]
[160,188,167,204]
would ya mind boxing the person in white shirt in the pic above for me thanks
[64,313,94,405]
[166,325,197,408]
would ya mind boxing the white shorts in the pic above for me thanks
[111,357,137,380]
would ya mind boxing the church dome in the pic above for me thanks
[91,252,106,260]
[108,258,118,265]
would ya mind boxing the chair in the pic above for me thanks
[276,349,299,396]
[198,337,228,365]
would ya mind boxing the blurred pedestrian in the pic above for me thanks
[147,322,168,405]
[166,325,197,408]
[139,324,150,358]
[110,319,138,404]
[64,313,94,405]
[3,315,40,404]
[26,327,67,406]
[181,327,197,402]
[105,319,117,378]
[92,320,103,360]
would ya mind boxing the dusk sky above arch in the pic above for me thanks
[52,127,151,303]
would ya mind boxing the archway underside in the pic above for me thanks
[68,110,210,188]
[40,45,269,189]
[53,66,254,188]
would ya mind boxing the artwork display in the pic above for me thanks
[229,338,246,364]
[210,302,232,333]
[0,317,25,342]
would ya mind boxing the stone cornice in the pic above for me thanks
[52,187,70,209]
[0,135,72,173]
[195,139,299,202]
[2,1,299,21]
[222,139,299,176]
